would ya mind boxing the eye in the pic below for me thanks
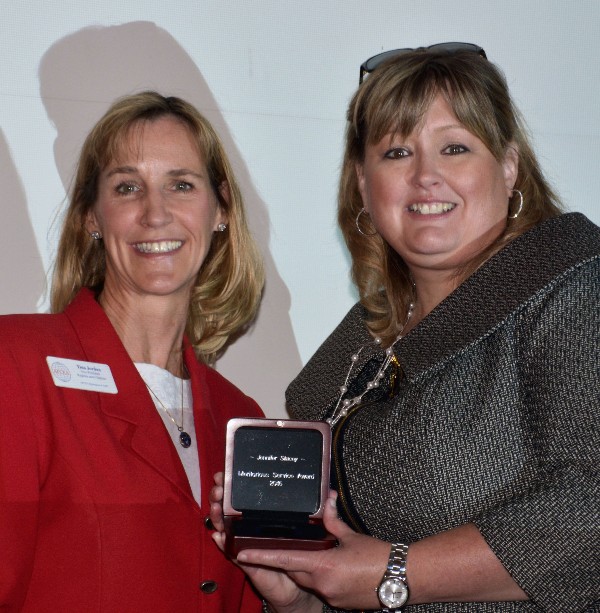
[115,182,140,195]
[443,144,469,155]
[174,181,193,191]
[384,147,410,160]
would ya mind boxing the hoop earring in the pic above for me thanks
[90,231,102,240]
[355,208,377,236]
[508,189,523,219]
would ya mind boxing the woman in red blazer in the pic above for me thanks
[0,92,265,612]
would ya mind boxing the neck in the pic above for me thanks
[409,267,461,323]
[98,285,189,377]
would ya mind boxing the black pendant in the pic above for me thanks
[179,431,192,448]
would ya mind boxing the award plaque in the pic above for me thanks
[223,417,336,557]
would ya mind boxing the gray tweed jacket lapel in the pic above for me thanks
[287,213,600,416]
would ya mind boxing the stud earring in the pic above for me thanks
[90,231,102,240]
[217,223,227,232]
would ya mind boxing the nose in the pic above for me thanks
[409,152,441,189]
[140,188,173,227]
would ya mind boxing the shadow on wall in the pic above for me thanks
[38,21,302,417]
[0,129,46,314]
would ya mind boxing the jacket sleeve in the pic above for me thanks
[474,259,600,612]
[0,344,42,609]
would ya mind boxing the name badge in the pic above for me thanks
[46,356,118,394]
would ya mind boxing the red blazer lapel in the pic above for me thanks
[63,289,196,505]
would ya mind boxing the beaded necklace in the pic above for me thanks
[326,301,415,428]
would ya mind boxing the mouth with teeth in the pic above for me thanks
[133,240,183,254]
[408,202,456,215]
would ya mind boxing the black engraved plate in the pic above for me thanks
[231,426,322,513]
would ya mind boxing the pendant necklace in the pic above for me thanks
[145,371,192,448]
[327,301,415,428]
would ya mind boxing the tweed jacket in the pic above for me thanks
[286,213,600,613]
[0,289,262,612]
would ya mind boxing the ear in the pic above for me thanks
[502,143,519,194]
[355,162,368,211]
[84,209,100,235]
[215,181,229,229]
[218,180,230,206]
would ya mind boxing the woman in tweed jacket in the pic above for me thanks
[212,45,599,612]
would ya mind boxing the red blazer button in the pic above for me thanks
[200,581,218,594]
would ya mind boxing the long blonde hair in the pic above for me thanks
[51,91,264,363]
[339,49,563,345]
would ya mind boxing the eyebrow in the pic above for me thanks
[105,165,137,178]
[167,168,204,179]
[433,123,469,133]
[384,123,469,142]
[105,166,204,179]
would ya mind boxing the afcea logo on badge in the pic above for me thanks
[50,361,72,382]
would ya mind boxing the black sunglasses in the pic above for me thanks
[359,42,487,84]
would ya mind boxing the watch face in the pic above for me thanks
[378,577,408,609]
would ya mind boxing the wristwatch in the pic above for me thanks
[377,542,409,610]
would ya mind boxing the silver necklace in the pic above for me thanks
[145,374,192,448]
[326,301,415,428]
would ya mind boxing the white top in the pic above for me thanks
[135,362,201,505]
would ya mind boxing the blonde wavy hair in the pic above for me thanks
[51,91,264,363]
[339,49,563,346]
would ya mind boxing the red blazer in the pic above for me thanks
[0,289,263,612]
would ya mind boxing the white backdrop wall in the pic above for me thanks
[1,1,598,417]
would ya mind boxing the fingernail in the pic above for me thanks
[237,552,248,563]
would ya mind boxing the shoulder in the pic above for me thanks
[532,211,600,252]
[196,360,264,419]
[0,312,69,351]
[310,301,370,357]
[286,301,371,420]
[509,213,600,277]
[301,301,368,369]
[398,214,600,377]
[512,215,600,324]
[0,289,101,351]
[495,213,600,326]
[517,252,600,342]
[203,364,254,401]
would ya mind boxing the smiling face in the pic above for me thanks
[356,94,518,278]
[86,116,226,304]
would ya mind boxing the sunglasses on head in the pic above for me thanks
[359,42,487,84]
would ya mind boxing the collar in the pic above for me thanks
[287,213,600,419]
[397,213,600,379]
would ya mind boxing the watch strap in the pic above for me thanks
[386,542,408,581]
